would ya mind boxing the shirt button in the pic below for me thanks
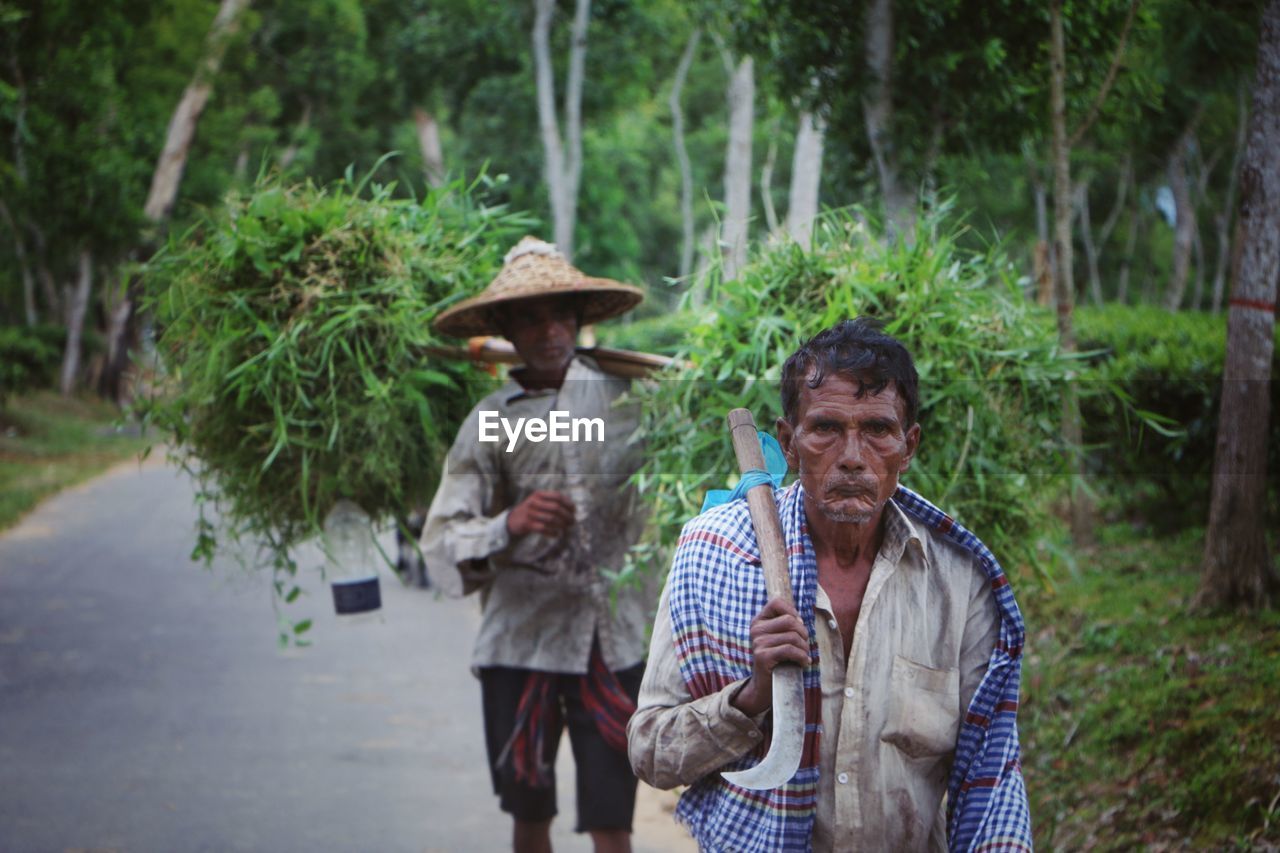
[843,687,854,698]
[838,772,850,785]
[827,618,838,630]
[749,730,761,739]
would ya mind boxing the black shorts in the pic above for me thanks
[480,662,644,831]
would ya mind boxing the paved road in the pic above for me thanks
[0,458,692,852]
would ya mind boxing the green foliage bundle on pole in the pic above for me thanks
[141,170,532,621]
[626,205,1076,588]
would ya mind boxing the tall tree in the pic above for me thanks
[143,0,251,222]
[413,107,445,188]
[786,107,826,247]
[1163,111,1203,310]
[97,0,251,401]
[1198,0,1280,610]
[58,249,92,395]
[720,49,753,280]
[0,199,35,325]
[532,0,590,259]
[669,27,701,279]
[862,0,909,236]
[1049,0,1091,542]
[1212,86,1250,313]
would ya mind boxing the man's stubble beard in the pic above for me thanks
[817,503,877,526]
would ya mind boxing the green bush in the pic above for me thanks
[140,171,532,631]
[595,311,698,357]
[622,207,1077,589]
[0,324,64,405]
[1077,305,1280,528]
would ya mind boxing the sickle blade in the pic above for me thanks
[720,664,806,790]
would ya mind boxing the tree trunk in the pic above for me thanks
[532,0,566,248]
[3,44,36,326]
[1050,2,1076,353]
[143,0,251,222]
[1050,0,1091,544]
[1093,157,1132,302]
[59,249,92,396]
[28,222,60,319]
[1118,202,1141,305]
[760,135,780,235]
[1190,223,1206,311]
[413,107,446,189]
[1075,177,1105,305]
[1212,86,1250,314]
[1098,158,1131,249]
[1188,141,1219,310]
[120,0,252,403]
[7,47,28,185]
[1029,154,1054,305]
[691,223,718,309]
[921,106,945,202]
[561,0,589,258]
[787,108,826,247]
[18,252,36,326]
[1199,0,1280,611]
[233,145,250,183]
[863,0,912,238]
[531,0,590,259]
[98,271,139,402]
[1141,255,1157,304]
[1164,120,1200,311]
[722,55,754,280]
[0,198,36,325]
[278,100,311,171]
[669,28,700,279]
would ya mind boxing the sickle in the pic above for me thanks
[720,408,807,791]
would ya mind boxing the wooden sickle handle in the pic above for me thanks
[727,409,794,606]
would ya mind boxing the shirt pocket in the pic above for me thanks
[881,655,960,760]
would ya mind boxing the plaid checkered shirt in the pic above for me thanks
[667,481,1033,852]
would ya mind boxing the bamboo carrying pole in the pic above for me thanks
[424,336,681,379]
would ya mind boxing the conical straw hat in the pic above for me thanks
[433,237,644,338]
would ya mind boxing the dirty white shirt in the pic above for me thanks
[421,356,651,674]
[627,500,1000,850]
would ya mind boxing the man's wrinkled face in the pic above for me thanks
[777,372,920,526]
[497,295,579,375]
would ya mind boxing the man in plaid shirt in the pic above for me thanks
[628,318,1032,851]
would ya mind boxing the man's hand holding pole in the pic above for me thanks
[731,598,810,717]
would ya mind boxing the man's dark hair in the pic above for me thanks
[780,318,919,426]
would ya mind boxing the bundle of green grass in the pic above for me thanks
[142,173,531,604]
[623,205,1079,590]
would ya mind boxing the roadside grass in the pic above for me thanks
[1021,523,1280,850]
[0,391,150,531]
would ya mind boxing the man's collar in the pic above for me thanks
[883,497,930,569]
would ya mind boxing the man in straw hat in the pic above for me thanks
[423,237,651,853]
